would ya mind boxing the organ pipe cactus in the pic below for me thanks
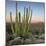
[10,2,32,38]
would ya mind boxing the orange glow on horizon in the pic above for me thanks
[5,15,44,23]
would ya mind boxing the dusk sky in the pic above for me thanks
[6,0,45,23]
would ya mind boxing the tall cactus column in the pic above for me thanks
[22,7,26,37]
[15,1,19,36]
[27,7,30,32]
[18,12,22,36]
[26,8,29,33]
[10,12,14,34]
[29,9,32,23]
[29,8,32,35]
[28,7,32,31]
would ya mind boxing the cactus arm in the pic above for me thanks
[18,12,21,36]
[15,1,19,35]
[22,7,26,37]
[26,8,28,33]
[29,9,32,23]
[28,9,32,35]
[10,12,14,34]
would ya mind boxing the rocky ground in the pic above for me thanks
[6,32,45,46]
